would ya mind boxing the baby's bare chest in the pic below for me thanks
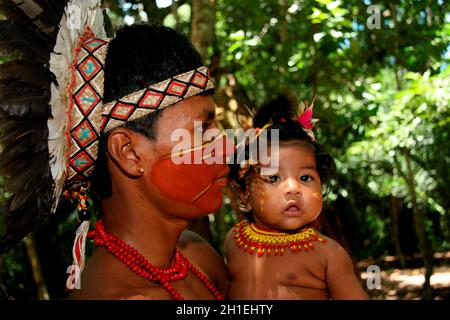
[227,249,329,299]
[229,248,327,285]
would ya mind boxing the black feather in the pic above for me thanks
[0,127,48,175]
[0,0,66,253]
[0,1,54,61]
[0,96,49,118]
[33,0,66,34]
[0,60,49,85]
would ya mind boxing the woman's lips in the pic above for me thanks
[212,166,230,187]
[213,176,228,187]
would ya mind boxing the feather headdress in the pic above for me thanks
[0,0,66,252]
[0,0,108,290]
[48,0,106,211]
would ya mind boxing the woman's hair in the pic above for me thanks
[91,24,212,199]
[229,94,336,192]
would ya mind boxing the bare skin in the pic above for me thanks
[72,230,227,299]
[225,230,366,300]
[70,96,229,299]
[225,143,368,300]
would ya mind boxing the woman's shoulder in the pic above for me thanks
[178,229,228,293]
[178,229,210,246]
[178,229,224,264]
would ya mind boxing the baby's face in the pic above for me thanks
[246,143,323,231]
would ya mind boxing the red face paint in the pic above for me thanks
[151,134,234,213]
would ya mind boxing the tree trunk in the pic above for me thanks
[171,0,179,31]
[0,256,12,299]
[402,147,434,299]
[389,5,434,298]
[23,233,49,300]
[140,0,171,25]
[425,1,433,27]
[191,0,215,59]
[310,23,319,96]
[318,209,362,282]
[0,279,11,300]
[390,195,406,267]
[279,0,288,45]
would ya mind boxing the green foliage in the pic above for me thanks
[212,0,449,258]
[344,67,450,254]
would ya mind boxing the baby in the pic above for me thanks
[225,95,368,300]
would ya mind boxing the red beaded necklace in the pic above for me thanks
[87,220,223,300]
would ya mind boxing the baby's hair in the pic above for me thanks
[229,94,336,195]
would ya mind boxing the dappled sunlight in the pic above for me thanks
[359,253,450,300]
[385,268,450,288]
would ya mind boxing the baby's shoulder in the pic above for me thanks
[314,229,340,249]
[224,224,240,253]
[312,229,351,262]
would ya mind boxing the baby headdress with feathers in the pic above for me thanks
[0,0,215,290]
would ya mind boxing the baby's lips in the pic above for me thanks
[285,200,301,211]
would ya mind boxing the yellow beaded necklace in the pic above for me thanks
[233,220,327,257]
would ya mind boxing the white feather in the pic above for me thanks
[48,0,106,212]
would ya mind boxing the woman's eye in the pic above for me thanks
[300,175,313,182]
[197,121,214,134]
[267,175,281,183]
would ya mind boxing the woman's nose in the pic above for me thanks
[203,133,235,162]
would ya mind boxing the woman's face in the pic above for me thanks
[139,95,233,218]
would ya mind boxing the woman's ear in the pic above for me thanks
[107,128,145,177]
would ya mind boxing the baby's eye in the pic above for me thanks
[300,175,314,182]
[267,175,281,184]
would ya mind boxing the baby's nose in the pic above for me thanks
[284,178,301,195]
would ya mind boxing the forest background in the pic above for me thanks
[0,0,449,300]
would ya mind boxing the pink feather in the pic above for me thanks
[296,107,313,129]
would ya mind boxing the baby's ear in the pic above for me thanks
[230,178,253,212]
[231,180,241,191]
[238,192,252,212]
